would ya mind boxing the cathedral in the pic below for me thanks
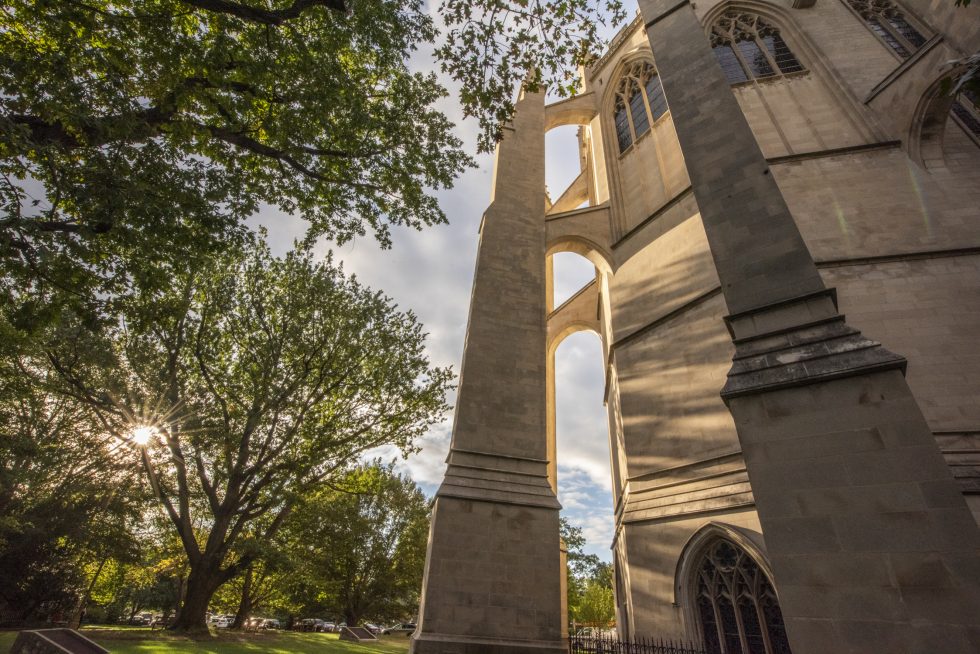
[411,1,980,653]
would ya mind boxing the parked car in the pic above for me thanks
[381,623,417,636]
[317,621,336,633]
[127,612,154,626]
[263,618,281,630]
[364,623,382,634]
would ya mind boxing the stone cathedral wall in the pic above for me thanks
[556,0,980,640]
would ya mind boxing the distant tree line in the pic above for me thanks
[561,518,616,629]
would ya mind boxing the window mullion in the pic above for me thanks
[730,39,756,82]
[639,76,656,127]
[755,31,783,75]
[622,87,638,144]
[708,595,730,654]
[750,597,772,654]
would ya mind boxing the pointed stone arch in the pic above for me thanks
[674,522,773,608]
[673,522,779,647]
[546,233,614,276]
[907,67,980,172]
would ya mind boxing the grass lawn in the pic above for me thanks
[0,628,412,654]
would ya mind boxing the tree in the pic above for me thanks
[577,580,614,628]
[437,0,627,150]
[36,238,452,631]
[88,517,191,625]
[0,0,473,333]
[560,517,606,581]
[282,463,430,626]
[560,517,614,629]
[207,557,294,628]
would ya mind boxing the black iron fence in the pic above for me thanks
[569,634,707,654]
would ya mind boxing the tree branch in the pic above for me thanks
[179,0,347,25]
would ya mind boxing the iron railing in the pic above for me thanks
[569,634,706,654]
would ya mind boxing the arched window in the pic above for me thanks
[613,61,669,153]
[694,538,792,654]
[843,0,928,59]
[710,12,805,86]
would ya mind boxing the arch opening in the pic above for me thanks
[546,124,593,215]
[553,331,615,561]
[551,251,598,309]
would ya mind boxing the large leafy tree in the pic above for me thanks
[0,0,472,325]
[35,239,452,631]
[282,463,430,626]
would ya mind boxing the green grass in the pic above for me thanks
[0,628,412,654]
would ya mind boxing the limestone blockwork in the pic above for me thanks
[412,2,980,653]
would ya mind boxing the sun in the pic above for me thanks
[129,425,158,446]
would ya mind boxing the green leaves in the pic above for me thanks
[0,0,473,333]
[282,462,431,624]
[561,517,614,627]
[436,0,626,151]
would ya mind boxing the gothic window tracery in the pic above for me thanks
[613,61,669,153]
[843,0,928,59]
[694,538,792,654]
[709,13,805,86]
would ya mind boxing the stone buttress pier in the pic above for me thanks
[410,88,565,654]
[637,1,980,651]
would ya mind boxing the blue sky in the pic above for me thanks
[255,8,631,561]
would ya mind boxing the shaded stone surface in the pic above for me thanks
[9,630,108,654]
[339,627,377,642]
[636,0,980,650]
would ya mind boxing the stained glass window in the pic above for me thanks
[710,13,806,85]
[844,0,928,59]
[613,61,671,153]
[694,538,792,654]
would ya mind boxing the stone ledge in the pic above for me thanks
[437,448,560,509]
[618,453,754,525]
[721,289,907,400]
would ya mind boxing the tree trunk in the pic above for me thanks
[170,559,223,632]
[344,608,358,628]
[231,566,253,630]
[68,557,108,629]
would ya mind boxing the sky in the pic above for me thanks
[255,8,628,561]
